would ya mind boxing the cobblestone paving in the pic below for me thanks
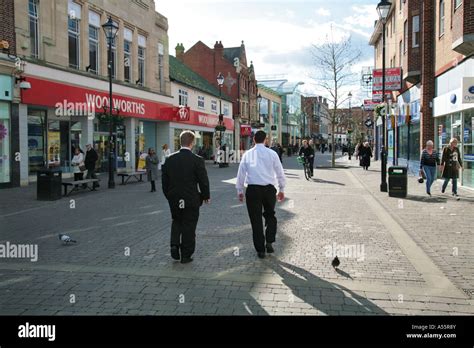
[0,154,472,315]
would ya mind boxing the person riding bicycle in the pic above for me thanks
[299,140,314,177]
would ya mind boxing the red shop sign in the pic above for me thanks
[21,77,172,120]
[240,125,252,136]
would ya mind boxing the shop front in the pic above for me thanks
[0,74,12,187]
[165,107,234,161]
[20,74,174,183]
[433,75,474,189]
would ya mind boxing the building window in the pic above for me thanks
[88,11,100,75]
[439,0,445,36]
[158,43,164,93]
[399,40,403,66]
[403,20,408,53]
[124,28,133,83]
[223,103,229,116]
[454,0,462,9]
[211,100,217,113]
[178,89,188,106]
[412,15,420,47]
[68,1,81,69]
[138,35,146,86]
[198,96,205,109]
[28,0,39,59]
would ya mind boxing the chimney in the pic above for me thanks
[175,43,185,62]
[214,40,224,57]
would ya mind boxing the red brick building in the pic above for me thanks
[176,40,258,150]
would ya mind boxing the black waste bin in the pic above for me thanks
[388,166,407,198]
[37,168,62,201]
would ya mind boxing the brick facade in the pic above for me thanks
[0,0,16,55]
[179,40,257,124]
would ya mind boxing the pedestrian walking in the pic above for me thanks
[359,142,372,170]
[162,131,210,264]
[84,143,99,188]
[236,130,286,259]
[299,140,315,177]
[440,138,463,200]
[159,144,171,170]
[145,148,159,192]
[276,143,283,163]
[419,140,440,196]
[71,147,85,181]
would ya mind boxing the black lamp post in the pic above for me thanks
[102,16,119,189]
[348,92,352,146]
[377,0,391,192]
[217,72,225,166]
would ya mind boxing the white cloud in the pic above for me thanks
[343,5,379,30]
[315,7,330,17]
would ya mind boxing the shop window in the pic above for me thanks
[27,109,47,174]
[198,96,205,109]
[0,103,10,183]
[28,0,39,59]
[179,89,188,106]
[68,1,81,69]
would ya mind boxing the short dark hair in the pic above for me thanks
[180,130,195,147]
[254,130,267,144]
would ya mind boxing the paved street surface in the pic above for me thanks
[0,153,473,315]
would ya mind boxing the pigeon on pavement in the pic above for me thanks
[59,234,77,244]
[331,256,340,269]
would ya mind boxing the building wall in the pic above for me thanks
[434,0,468,76]
[170,82,233,120]
[14,0,170,95]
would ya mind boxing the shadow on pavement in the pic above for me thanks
[402,194,448,203]
[335,268,354,280]
[310,178,345,186]
[266,260,387,315]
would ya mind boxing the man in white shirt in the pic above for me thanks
[236,130,286,259]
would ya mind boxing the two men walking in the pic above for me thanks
[162,130,285,263]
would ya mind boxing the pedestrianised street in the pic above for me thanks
[0,155,473,316]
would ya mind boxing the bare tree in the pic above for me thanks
[311,35,361,167]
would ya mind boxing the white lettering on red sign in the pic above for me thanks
[85,93,145,115]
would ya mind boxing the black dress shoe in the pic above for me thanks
[181,257,193,264]
[170,246,180,260]
[257,252,266,259]
[266,244,274,253]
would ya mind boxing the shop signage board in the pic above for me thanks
[363,99,378,111]
[462,77,474,104]
[372,68,402,91]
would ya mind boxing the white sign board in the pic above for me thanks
[462,77,474,104]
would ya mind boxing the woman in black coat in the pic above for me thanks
[358,142,373,170]
[440,138,462,198]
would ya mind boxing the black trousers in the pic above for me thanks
[309,157,314,175]
[170,206,200,259]
[74,173,83,181]
[150,180,156,191]
[245,185,277,253]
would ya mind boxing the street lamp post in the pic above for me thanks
[377,0,391,192]
[217,72,225,167]
[102,16,119,189]
[348,91,352,147]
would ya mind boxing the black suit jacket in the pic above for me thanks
[162,149,210,209]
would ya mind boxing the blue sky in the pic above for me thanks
[157,0,380,106]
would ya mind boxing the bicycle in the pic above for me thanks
[297,156,312,181]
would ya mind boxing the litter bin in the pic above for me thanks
[37,168,62,201]
[388,166,407,198]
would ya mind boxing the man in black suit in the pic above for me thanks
[162,131,210,264]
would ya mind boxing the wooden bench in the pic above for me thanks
[117,171,145,185]
[61,179,99,197]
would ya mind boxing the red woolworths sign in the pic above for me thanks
[372,68,402,91]
[21,77,172,120]
[161,107,234,130]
